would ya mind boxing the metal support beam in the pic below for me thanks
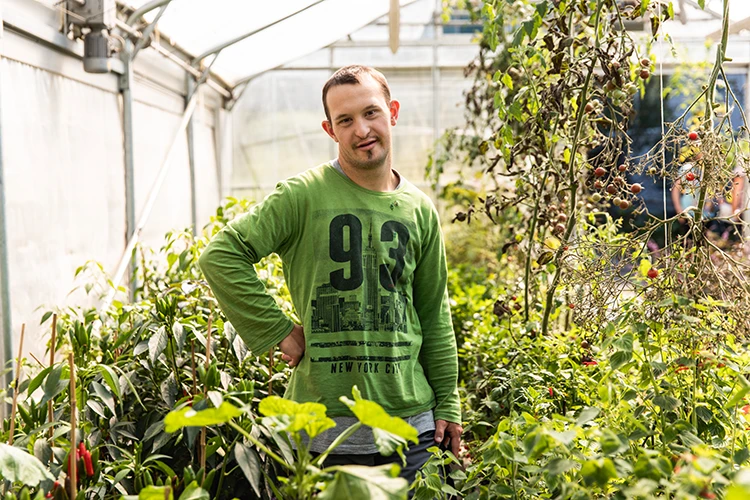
[101,70,207,313]
[0,5,15,399]
[126,0,173,26]
[191,0,326,64]
[186,75,198,237]
[132,4,170,58]
[119,41,137,302]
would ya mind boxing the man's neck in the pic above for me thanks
[337,157,399,192]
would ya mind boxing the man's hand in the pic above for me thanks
[279,324,305,367]
[434,419,463,457]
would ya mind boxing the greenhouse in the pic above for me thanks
[1,0,750,498]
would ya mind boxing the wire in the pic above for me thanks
[658,2,669,250]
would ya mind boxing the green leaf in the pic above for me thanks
[149,326,168,365]
[653,395,681,411]
[726,376,750,408]
[99,364,122,399]
[340,387,419,451]
[0,443,55,487]
[40,364,66,405]
[259,396,336,440]
[92,381,116,415]
[232,335,248,363]
[178,481,209,500]
[235,441,262,498]
[318,464,409,500]
[138,485,173,500]
[501,73,513,90]
[40,311,53,325]
[545,458,576,476]
[27,366,52,396]
[164,402,244,433]
[613,333,634,352]
[698,0,705,9]
[581,458,618,487]
[576,407,600,426]
[610,351,632,370]
[173,322,186,352]
[600,429,628,456]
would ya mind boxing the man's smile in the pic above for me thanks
[357,138,378,150]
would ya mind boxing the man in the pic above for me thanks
[199,65,462,482]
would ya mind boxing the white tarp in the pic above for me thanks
[125,0,424,86]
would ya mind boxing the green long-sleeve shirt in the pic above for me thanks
[199,162,460,423]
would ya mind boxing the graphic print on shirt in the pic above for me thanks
[307,209,417,375]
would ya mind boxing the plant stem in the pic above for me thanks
[542,0,603,336]
[694,0,730,231]
[228,421,292,471]
[214,434,240,499]
[315,422,363,466]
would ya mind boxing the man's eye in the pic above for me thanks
[339,118,351,124]
[366,110,376,116]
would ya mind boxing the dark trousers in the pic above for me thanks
[317,430,436,485]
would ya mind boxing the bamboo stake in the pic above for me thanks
[199,314,213,473]
[28,352,44,367]
[48,314,57,438]
[8,324,26,445]
[69,352,77,499]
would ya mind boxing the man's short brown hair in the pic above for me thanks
[322,65,391,122]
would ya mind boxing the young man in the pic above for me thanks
[199,65,461,482]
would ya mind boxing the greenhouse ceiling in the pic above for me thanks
[124,0,422,88]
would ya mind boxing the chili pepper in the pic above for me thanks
[78,441,86,457]
[83,450,94,477]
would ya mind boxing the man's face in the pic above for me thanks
[322,75,400,171]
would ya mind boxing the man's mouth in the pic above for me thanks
[357,139,378,150]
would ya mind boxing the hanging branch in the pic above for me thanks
[69,352,77,499]
[8,324,26,445]
[541,0,604,336]
[49,314,57,439]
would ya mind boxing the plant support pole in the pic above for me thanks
[48,314,57,438]
[0,7,14,408]
[7,324,25,445]
[69,352,77,499]
[101,86,202,313]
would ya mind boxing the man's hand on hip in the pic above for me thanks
[279,324,305,367]
[434,419,463,457]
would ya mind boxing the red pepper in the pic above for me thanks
[548,387,554,397]
[83,450,94,477]
[78,441,86,456]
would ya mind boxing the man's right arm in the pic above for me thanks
[198,182,298,354]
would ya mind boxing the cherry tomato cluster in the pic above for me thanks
[590,165,643,210]
[541,202,570,236]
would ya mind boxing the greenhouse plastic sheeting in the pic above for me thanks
[126,0,421,86]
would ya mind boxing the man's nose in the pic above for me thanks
[353,118,370,138]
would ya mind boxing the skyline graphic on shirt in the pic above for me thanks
[311,220,408,334]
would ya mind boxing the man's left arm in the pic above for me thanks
[412,207,462,455]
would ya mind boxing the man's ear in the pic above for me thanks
[389,99,401,126]
[322,120,338,142]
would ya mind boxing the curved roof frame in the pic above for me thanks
[123,0,422,97]
[190,0,326,65]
